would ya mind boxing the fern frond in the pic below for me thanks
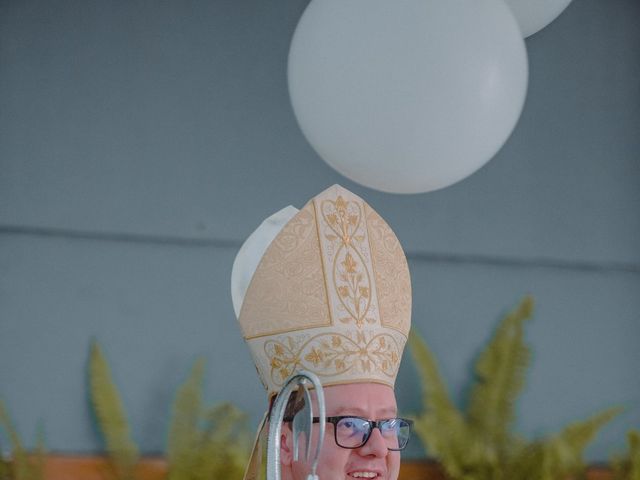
[0,399,30,480]
[408,329,471,475]
[193,438,248,480]
[408,297,620,480]
[506,442,546,479]
[629,431,640,480]
[538,407,622,480]
[166,358,205,480]
[408,329,461,423]
[508,407,619,480]
[553,406,621,456]
[201,403,247,444]
[0,400,45,480]
[0,399,26,458]
[613,430,640,480]
[197,403,250,479]
[409,325,515,480]
[0,458,10,480]
[89,341,139,480]
[166,361,250,480]
[467,296,533,448]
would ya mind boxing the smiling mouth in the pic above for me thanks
[350,473,379,478]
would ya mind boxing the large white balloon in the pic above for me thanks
[288,0,528,194]
[505,0,573,37]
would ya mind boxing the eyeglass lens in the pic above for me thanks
[334,417,410,450]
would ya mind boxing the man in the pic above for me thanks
[232,185,412,480]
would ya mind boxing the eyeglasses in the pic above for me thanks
[285,415,413,451]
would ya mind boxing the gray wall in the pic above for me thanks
[1,0,638,462]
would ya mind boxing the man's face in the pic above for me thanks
[280,383,401,480]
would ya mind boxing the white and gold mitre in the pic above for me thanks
[233,184,411,398]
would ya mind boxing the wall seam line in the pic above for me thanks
[1,224,638,274]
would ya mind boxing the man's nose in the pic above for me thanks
[358,426,388,457]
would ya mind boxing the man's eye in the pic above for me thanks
[382,419,397,430]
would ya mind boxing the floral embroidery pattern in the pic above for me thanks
[366,207,412,333]
[264,331,401,387]
[320,196,376,327]
[238,185,411,396]
[239,204,331,339]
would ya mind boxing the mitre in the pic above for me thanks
[232,184,411,398]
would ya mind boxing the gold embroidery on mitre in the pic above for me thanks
[366,206,412,334]
[315,195,380,328]
[264,330,402,388]
[237,184,411,397]
[239,203,331,339]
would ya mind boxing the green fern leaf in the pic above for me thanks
[467,296,533,448]
[201,403,246,443]
[0,400,45,480]
[0,458,10,480]
[0,399,26,459]
[89,341,139,480]
[408,329,461,425]
[166,361,250,480]
[166,358,205,480]
[408,329,470,476]
[553,406,621,457]
[506,442,546,479]
[408,297,618,480]
[613,430,640,480]
[630,431,640,480]
[196,403,250,479]
[0,399,30,480]
[537,407,622,480]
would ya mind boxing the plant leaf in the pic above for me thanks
[166,358,205,480]
[613,430,640,480]
[0,400,26,459]
[537,406,622,480]
[0,400,46,480]
[166,361,250,480]
[408,296,619,480]
[88,341,139,480]
[408,329,460,424]
[192,403,250,479]
[0,458,10,480]
[467,296,533,448]
[408,329,469,476]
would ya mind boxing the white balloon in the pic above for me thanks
[288,0,528,194]
[505,0,573,37]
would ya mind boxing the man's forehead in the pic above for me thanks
[321,383,398,417]
[331,405,398,417]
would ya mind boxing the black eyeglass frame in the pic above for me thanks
[283,415,413,451]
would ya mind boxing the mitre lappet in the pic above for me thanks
[231,184,412,479]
